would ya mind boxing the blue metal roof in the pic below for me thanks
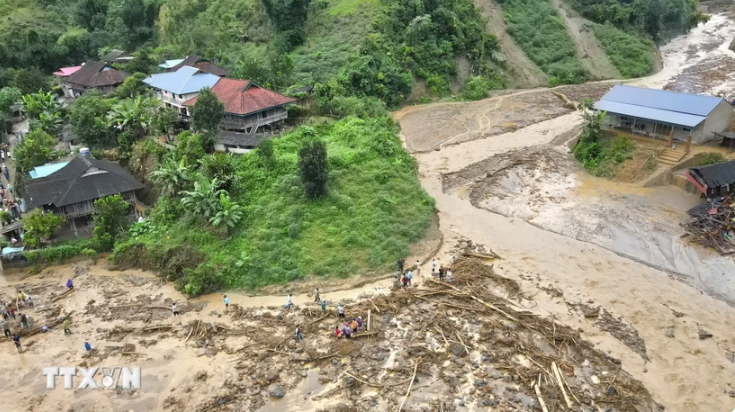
[158,59,185,69]
[594,100,707,128]
[143,66,220,94]
[29,161,70,179]
[600,85,724,116]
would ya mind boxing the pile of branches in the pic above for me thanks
[682,196,735,254]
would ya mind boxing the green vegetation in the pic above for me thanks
[23,238,98,269]
[190,88,224,134]
[592,24,656,78]
[92,194,131,251]
[700,152,727,166]
[298,139,329,198]
[573,103,636,176]
[569,0,702,43]
[499,0,586,85]
[113,116,434,295]
[13,129,62,174]
[21,210,65,248]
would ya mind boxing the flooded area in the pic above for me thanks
[2,10,735,412]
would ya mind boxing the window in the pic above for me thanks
[246,127,252,134]
[262,111,268,118]
[682,127,691,132]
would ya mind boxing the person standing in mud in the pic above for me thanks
[431,259,438,275]
[415,259,421,275]
[172,303,180,316]
[406,270,413,286]
[25,295,33,308]
[401,273,409,288]
[438,266,445,281]
[314,288,320,303]
[337,305,345,318]
[223,295,230,311]
[8,304,16,319]
[285,294,293,308]
[63,318,71,334]
[1,318,10,337]
[334,326,342,339]
[295,326,303,342]
[0,303,7,320]
[84,341,92,355]
[397,257,405,274]
[343,323,352,339]
[19,313,29,329]
[66,279,74,290]
[321,299,327,312]
[12,333,21,352]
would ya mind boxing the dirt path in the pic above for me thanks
[473,0,548,87]
[550,0,620,79]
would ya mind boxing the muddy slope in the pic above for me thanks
[550,0,621,79]
[474,0,548,88]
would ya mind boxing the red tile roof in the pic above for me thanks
[183,78,296,115]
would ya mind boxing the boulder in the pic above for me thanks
[267,383,285,398]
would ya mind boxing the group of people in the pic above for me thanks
[334,315,364,340]
[4,280,75,353]
[396,257,453,288]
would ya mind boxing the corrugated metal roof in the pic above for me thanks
[601,85,724,116]
[29,161,70,179]
[158,59,185,69]
[689,160,735,188]
[594,100,707,127]
[143,66,220,94]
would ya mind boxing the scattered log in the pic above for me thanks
[311,313,331,325]
[461,251,502,260]
[398,360,420,412]
[351,331,378,339]
[367,309,371,332]
[534,384,550,412]
[345,372,384,388]
[142,325,172,332]
[552,362,573,408]
[51,289,76,302]
[185,320,199,342]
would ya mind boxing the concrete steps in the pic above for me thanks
[658,147,687,166]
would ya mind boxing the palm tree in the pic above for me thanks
[21,91,59,119]
[180,177,225,220]
[107,96,154,138]
[209,193,244,231]
[150,158,192,197]
[33,111,64,136]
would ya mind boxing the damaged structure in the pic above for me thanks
[686,160,735,197]
[595,85,733,145]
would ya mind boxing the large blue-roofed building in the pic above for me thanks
[143,66,221,115]
[594,85,733,144]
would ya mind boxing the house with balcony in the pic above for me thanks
[22,153,143,237]
[182,78,296,153]
[143,66,220,116]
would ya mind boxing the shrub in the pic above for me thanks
[462,76,492,101]
[93,195,130,251]
[700,152,727,166]
[21,210,65,249]
[592,24,655,78]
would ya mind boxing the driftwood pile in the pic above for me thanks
[682,197,735,254]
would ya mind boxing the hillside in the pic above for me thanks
[0,0,701,97]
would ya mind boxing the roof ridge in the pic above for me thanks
[615,84,722,101]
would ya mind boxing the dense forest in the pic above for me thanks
[0,0,704,98]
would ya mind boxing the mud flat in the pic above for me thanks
[0,257,668,412]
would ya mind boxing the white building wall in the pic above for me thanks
[701,100,734,143]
